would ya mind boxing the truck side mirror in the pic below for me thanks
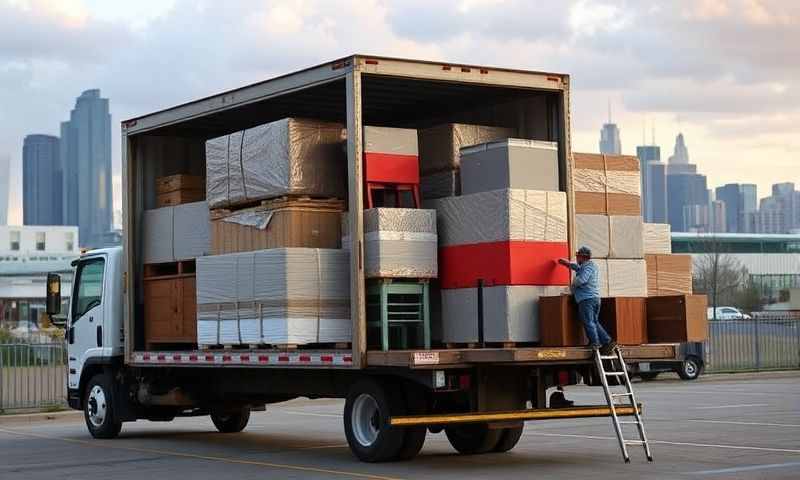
[46,273,62,316]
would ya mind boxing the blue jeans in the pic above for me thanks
[578,297,611,347]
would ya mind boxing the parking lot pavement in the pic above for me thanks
[0,372,798,480]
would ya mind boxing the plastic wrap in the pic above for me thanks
[643,223,672,254]
[459,139,559,195]
[432,189,567,246]
[421,170,460,199]
[609,215,644,259]
[418,123,515,174]
[206,118,346,209]
[196,248,350,345]
[343,208,438,278]
[573,169,641,195]
[143,201,210,264]
[576,214,610,259]
[364,126,418,155]
[441,285,569,343]
[605,259,648,297]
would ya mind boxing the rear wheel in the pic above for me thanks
[445,423,502,454]
[211,407,251,433]
[677,356,702,381]
[493,425,524,452]
[84,373,122,439]
[344,379,406,462]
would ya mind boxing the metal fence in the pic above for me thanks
[705,316,800,372]
[0,336,67,411]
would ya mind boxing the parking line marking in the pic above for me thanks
[524,432,800,454]
[0,427,401,480]
[687,461,800,475]
[688,419,800,428]
[692,403,769,410]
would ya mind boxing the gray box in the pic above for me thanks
[459,139,559,195]
[143,201,210,264]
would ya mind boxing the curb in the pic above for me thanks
[0,410,83,426]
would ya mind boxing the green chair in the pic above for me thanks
[367,280,430,351]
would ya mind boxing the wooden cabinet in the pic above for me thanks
[646,294,708,343]
[600,297,647,345]
[144,270,196,346]
[539,295,585,347]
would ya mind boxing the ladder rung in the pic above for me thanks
[612,392,633,397]
[599,355,619,360]
[605,371,625,376]
[624,440,646,446]
[619,421,640,425]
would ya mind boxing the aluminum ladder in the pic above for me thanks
[594,347,653,463]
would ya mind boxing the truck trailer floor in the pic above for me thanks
[1,372,798,480]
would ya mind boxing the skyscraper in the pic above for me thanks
[715,183,758,233]
[60,89,113,248]
[666,133,708,232]
[636,145,667,223]
[599,123,621,155]
[22,135,62,226]
[0,153,9,225]
[755,183,799,233]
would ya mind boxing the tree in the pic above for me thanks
[691,235,760,317]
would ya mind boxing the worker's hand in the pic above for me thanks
[557,258,570,266]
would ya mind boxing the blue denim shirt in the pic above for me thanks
[568,260,600,303]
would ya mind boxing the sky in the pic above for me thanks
[1,0,798,225]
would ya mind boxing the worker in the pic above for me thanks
[557,246,617,355]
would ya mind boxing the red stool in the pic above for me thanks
[364,151,421,209]
[366,182,421,209]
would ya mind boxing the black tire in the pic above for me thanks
[677,356,702,381]
[445,423,502,454]
[639,372,660,381]
[493,425,524,452]
[210,407,251,433]
[396,382,427,461]
[83,373,122,439]
[344,379,406,462]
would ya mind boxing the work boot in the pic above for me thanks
[549,390,574,409]
[600,340,618,356]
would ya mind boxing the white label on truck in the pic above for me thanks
[414,352,440,365]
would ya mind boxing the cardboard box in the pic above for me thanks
[599,297,647,345]
[459,139,559,195]
[573,152,641,215]
[538,295,585,347]
[210,197,344,255]
[196,248,351,346]
[441,286,568,343]
[143,201,211,264]
[418,123,515,175]
[206,118,346,209]
[157,189,204,207]
[343,208,437,279]
[576,214,644,259]
[590,259,648,297]
[645,254,693,296]
[646,294,708,342]
[644,223,672,254]
[421,170,460,200]
[156,174,205,194]
[144,275,197,345]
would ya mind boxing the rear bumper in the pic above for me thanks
[390,404,642,427]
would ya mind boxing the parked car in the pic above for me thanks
[707,306,751,320]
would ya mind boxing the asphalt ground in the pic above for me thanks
[0,371,798,480]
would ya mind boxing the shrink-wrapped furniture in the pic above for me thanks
[143,201,211,264]
[459,139,559,195]
[573,153,641,216]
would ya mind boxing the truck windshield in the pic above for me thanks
[73,258,105,321]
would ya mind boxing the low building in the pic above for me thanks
[0,225,79,328]
[672,232,800,304]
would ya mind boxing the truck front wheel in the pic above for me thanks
[210,407,251,433]
[84,373,123,439]
[344,379,406,462]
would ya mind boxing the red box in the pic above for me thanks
[364,152,420,184]
[439,241,570,289]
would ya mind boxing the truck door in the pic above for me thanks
[67,256,107,391]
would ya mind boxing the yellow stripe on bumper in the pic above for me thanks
[389,404,642,427]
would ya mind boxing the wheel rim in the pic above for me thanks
[87,385,107,427]
[351,393,380,447]
[685,360,697,377]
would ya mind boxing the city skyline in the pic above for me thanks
[1,1,797,225]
